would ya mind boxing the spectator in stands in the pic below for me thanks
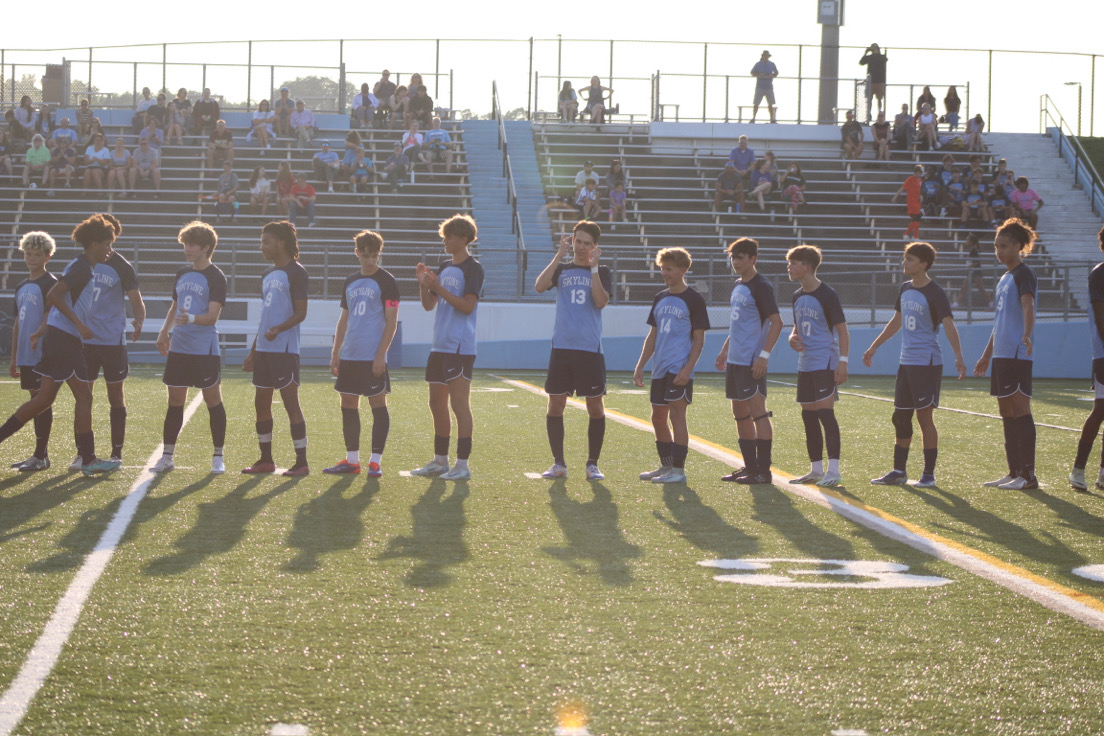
[916,86,936,117]
[275,161,294,215]
[574,160,599,200]
[584,76,614,124]
[872,111,891,161]
[944,86,962,131]
[132,87,155,134]
[147,93,169,130]
[164,100,188,145]
[410,85,434,128]
[961,180,991,226]
[998,169,1016,199]
[840,110,864,159]
[558,81,579,122]
[400,122,423,166]
[966,155,986,187]
[728,135,755,188]
[605,158,625,194]
[409,73,425,90]
[422,117,454,175]
[0,130,13,178]
[945,169,966,217]
[953,233,992,309]
[382,142,410,191]
[139,118,165,151]
[991,157,1009,184]
[131,137,161,196]
[714,161,744,212]
[748,158,775,211]
[82,133,111,191]
[374,71,397,127]
[750,50,778,124]
[921,168,945,217]
[350,148,374,193]
[893,103,915,151]
[917,103,938,151]
[248,99,275,151]
[86,118,105,146]
[339,131,362,181]
[312,141,341,193]
[290,100,317,150]
[48,136,80,193]
[206,119,234,168]
[966,114,985,152]
[22,134,50,189]
[387,85,410,128]
[273,87,295,138]
[988,182,1012,224]
[13,96,38,143]
[608,181,627,228]
[288,172,317,227]
[1010,176,1043,228]
[48,118,77,151]
[576,178,600,220]
[210,161,239,223]
[173,88,192,117]
[938,154,955,187]
[351,83,378,130]
[858,44,888,117]
[105,137,132,197]
[36,105,54,138]
[193,88,220,136]
[249,166,272,215]
[781,162,807,213]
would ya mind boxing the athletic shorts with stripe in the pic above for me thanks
[894,364,942,410]
[33,326,90,383]
[335,359,391,397]
[163,352,221,389]
[83,343,129,383]
[990,357,1032,398]
[544,348,606,397]
[252,352,300,390]
[796,368,838,405]
[425,352,475,384]
[725,363,766,401]
[650,373,693,405]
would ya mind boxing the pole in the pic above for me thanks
[557,35,562,91]
[987,49,993,128]
[435,39,441,98]
[724,75,730,123]
[797,44,803,124]
[87,47,92,105]
[247,41,253,110]
[527,38,534,121]
[162,43,167,95]
[818,26,839,123]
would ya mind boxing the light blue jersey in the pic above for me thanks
[83,253,139,346]
[1089,262,1104,360]
[46,256,96,337]
[257,260,309,354]
[170,263,226,356]
[726,274,778,366]
[13,271,57,367]
[992,263,1036,360]
[647,287,710,378]
[551,264,611,353]
[339,268,400,361]
[431,257,483,355]
[896,280,952,366]
[792,282,845,372]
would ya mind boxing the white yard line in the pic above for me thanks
[494,375,1104,632]
[0,392,205,736]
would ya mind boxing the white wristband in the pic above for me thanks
[187,313,196,324]
[759,350,771,359]
[591,266,599,274]
[838,356,848,363]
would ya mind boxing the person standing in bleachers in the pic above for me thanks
[749,50,779,124]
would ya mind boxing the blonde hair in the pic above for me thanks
[656,247,692,269]
[19,231,57,257]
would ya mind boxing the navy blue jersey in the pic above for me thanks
[83,253,139,346]
[992,263,1037,360]
[46,256,96,337]
[895,279,952,365]
[170,263,226,356]
[646,287,710,378]
[1090,262,1104,360]
[551,264,612,353]
[339,268,400,361]
[257,260,309,354]
[431,257,483,355]
[726,273,778,365]
[13,271,58,366]
[792,282,846,372]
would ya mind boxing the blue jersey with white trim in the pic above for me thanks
[170,263,226,356]
[257,260,309,354]
[895,279,951,366]
[83,253,139,346]
[791,282,845,372]
[13,271,57,366]
[46,256,95,337]
[992,262,1036,360]
[431,257,483,355]
[726,273,778,366]
[646,287,710,378]
[1089,262,1104,360]
[339,268,400,361]
[551,264,612,353]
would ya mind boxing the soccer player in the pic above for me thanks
[633,247,710,484]
[8,232,58,471]
[892,164,924,241]
[1071,224,1104,491]
[533,220,611,480]
[862,242,967,487]
[242,221,310,477]
[151,222,228,474]
[787,244,849,487]
[713,237,783,485]
[410,214,483,481]
[0,214,124,475]
[325,230,400,477]
[974,218,1038,490]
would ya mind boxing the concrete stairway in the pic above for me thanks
[505,121,555,296]
[987,132,1103,262]
[462,119,522,299]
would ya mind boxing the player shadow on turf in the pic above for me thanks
[142,476,295,576]
[0,474,89,549]
[284,476,380,572]
[378,479,468,589]
[1028,487,1104,540]
[542,479,641,587]
[902,484,1087,567]
[654,485,757,559]
[749,484,857,559]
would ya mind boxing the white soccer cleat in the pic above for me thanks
[793,470,824,484]
[410,460,450,477]
[585,464,605,481]
[440,465,471,481]
[997,476,1028,490]
[651,468,687,484]
[68,456,84,472]
[984,474,1015,488]
[816,471,843,488]
[211,456,226,474]
[150,456,175,473]
[541,463,568,479]
[1069,467,1087,491]
[639,465,671,481]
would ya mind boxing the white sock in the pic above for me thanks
[454,458,469,470]
[370,452,382,464]
[347,450,360,464]
[811,460,824,475]
[827,458,840,474]
[434,454,449,466]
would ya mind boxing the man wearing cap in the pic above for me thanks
[312,141,341,192]
[714,161,745,212]
[273,87,295,137]
[750,50,779,124]
[290,100,317,150]
[574,160,599,200]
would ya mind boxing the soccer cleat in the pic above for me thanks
[816,471,843,488]
[585,464,605,481]
[282,463,310,477]
[17,456,50,472]
[984,474,1015,488]
[366,461,382,477]
[735,472,771,485]
[914,473,938,488]
[998,475,1029,490]
[82,458,121,476]
[651,468,687,484]
[639,465,672,481]
[69,456,84,472]
[241,460,277,474]
[150,456,175,473]
[1069,467,1087,491]
[410,460,449,477]
[323,460,361,475]
[721,468,750,482]
[541,463,568,479]
[440,465,471,481]
[793,470,824,484]
[210,456,226,474]
[871,469,908,486]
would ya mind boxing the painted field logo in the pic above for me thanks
[698,558,953,589]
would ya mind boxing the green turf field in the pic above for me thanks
[2,368,1104,735]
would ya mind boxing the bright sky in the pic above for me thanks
[1,0,1098,134]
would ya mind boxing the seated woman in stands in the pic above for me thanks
[558,81,579,122]
[966,114,985,152]
[747,158,775,211]
[584,76,614,124]
[275,161,294,216]
[248,99,275,150]
[341,130,362,180]
[943,86,962,131]
[916,86,936,117]
[1009,176,1043,229]
[249,166,272,215]
[781,162,807,214]
[917,103,938,150]
[872,110,891,161]
[605,158,625,200]
[388,85,410,129]
[106,137,133,197]
[164,100,189,145]
[82,133,111,190]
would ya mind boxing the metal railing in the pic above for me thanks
[1041,94,1104,217]
[492,80,529,297]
